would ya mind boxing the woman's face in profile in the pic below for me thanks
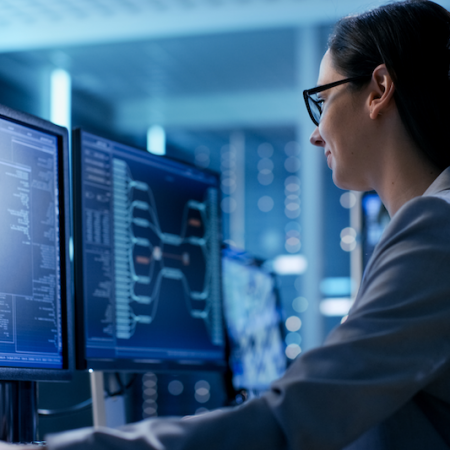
[309,51,375,192]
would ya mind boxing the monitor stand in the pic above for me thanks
[0,381,37,443]
[90,371,106,427]
[90,371,127,428]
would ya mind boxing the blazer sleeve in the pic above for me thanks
[47,195,450,450]
[265,195,450,449]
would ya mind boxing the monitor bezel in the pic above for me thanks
[72,128,227,373]
[0,103,73,382]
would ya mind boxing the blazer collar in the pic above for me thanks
[423,166,450,196]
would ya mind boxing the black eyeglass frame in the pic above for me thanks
[303,75,372,126]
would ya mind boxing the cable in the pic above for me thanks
[38,398,92,416]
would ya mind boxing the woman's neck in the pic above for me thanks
[374,146,441,217]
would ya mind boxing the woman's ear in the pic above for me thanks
[368,64,396,119]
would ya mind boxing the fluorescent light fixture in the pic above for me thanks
[320,277,353,297]
[319,298,353,316]
[147,125,166,155]
[50,68,71,129]
[273,254,308,275]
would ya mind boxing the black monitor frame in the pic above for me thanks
[72,128,226,373]
[0,104,73,383]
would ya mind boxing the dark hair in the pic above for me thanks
[329,0,450,170]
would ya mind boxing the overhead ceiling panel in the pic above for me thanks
[5,27,297,101]
[0,0,406,52]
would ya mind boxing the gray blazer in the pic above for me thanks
[48,169,450,450]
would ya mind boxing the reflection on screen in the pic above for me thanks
[0,117,63,369]
[77,131,224,368]
[222,250,286,393]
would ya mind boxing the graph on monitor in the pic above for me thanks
[0,104,72,443]
[0,110,71,376]
[74,130,225,371]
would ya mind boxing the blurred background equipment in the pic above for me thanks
[222,247,287,397]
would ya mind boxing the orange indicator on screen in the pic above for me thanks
[188,218,202,227]
[136,256,150,265]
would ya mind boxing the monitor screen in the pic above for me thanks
[361,192,390,269]
[0,104,72,381]
[73,129,225,371]
[222,248,286,394]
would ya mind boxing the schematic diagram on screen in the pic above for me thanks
[112,158,221,344]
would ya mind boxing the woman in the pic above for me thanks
[8,1,450,449]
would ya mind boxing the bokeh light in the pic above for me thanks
[340,227,357,252]
[258,195,274,212]
[258,171,274,185]
[284,156,301,173]
[195,380,211,404]
[221,197,236,214]
[258,142,274,158]
[257,158,274,172]
[292,296,308,313]
[168,380,184,396]
[284,141,300,156]
[194,145,210,168]
[285,332,302,346]
[285,343,302,360]
[340,191,357,209]
[285,315,302,332]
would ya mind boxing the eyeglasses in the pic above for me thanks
[303,75,372,126]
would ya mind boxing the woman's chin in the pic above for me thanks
[332,172,370,192]
[331,172,352,190]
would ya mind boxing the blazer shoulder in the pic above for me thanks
[360,194,450,298]
[380,194,450,247]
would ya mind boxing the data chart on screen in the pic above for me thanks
[76,131,224,368]
[0,117,63,370]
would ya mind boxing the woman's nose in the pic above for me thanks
[310,127,325,147]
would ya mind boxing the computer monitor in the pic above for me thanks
[361,192,390,269]
[73,129,225,372]
[222,248,286,396]
[0,104,72,441]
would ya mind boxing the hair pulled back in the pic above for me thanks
[329,0,450,170]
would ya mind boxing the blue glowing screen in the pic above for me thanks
[222,250,286,392]
[76,131,224,367]
[0,117,63,369]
